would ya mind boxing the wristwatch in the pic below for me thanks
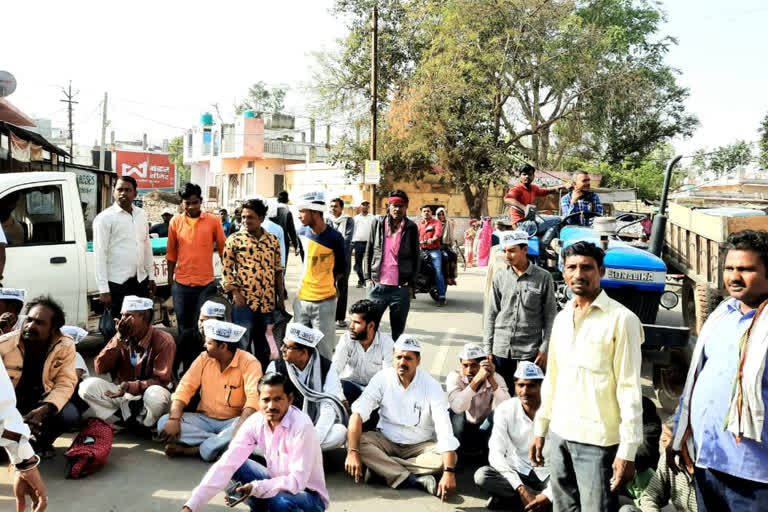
[443,467,456,473]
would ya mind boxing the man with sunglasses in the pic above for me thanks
[266,323,347,451]
[158,319,263,461]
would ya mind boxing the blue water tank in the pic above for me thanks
[200,112,214,125]
[243,110,256,118]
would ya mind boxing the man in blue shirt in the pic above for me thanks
[559,171,602,226]
[671,230,768,511]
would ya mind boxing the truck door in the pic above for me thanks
[1,182,83,326]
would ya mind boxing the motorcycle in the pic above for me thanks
[413,225,447,302]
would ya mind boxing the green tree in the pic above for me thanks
[594,145,681,201]
[759,112,768,169]
[692,141,753,177]
[168,136,190,186]
[234,81,286,116]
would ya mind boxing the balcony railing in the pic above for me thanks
[264,140,329,160]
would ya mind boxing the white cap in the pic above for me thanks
[201,300,226,318]
[203,319,247,344]
[297,191,327,212]
[121,295,153,312]
[0,288,26,303]
[394,334,421,353]
[285,322,324,348]
[514,361,545,380]
[161,208,174,216]
[459,343,486,361]
[61,325,88,344]
[500,230,529,249]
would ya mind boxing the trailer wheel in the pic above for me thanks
[681,278,720,335]
[653,348,689,413]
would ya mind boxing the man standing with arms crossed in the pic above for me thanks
[530,241,644,512]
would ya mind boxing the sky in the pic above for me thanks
[2,0,767,157]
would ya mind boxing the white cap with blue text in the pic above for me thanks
[0,288,26,303]
[297,191,327,212]
[514,361,545,380]
[201,300,226,318]
[203,319,247,344]
[286,322,324,348]
[500,230,529,249]
[394,334,421,353]
[459,343,486,361]
[61,325,88,344]
[121,296,153,312]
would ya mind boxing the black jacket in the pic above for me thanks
[364,215,420,286]
[270,204,300,251]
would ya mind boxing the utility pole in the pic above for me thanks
[369,3,379,211]
[99,92,108,171]
[59,81,79,158]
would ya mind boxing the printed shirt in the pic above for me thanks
[352,367,460,452]
[184,406,329,511]
[332,331,395,386]
[166,212,226,287]
[446,369,510,424]
[504,183,548,224]
[297,225,345,301]
[222,229,283,313]
[490,398,553,500]
[560,191,603,225]
[417,217,443,250]
[93,203,154,293]
[689,298,768,483]
[353,213,375,242]
[534,290,645,461]
[172,349,263,420]
[379,217,403,286]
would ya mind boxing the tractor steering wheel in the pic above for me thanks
[560,210,602,228]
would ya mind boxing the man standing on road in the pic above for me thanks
[271,190,303,263]
[530,241,644,512]
[503,165,567,247]
[671,230,768,510]
[79,296,175,429]
[353,200,374,288]
[484,231,556,384]
[447,343,510,457]
[93,176,155,339]
[166,183,227,374]
[294,191,345,359]
[345,335,459,500]
[418,205,447,306]
[150,208,174,238]
[364,190,420,340]
[475,362,552,511]
[158,319,262,461]
[560,171,603,226]
[327,197,355,328]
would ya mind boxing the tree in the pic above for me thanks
[234,82,286,116]
[168,136,190,186]
[691,141,753,178]
[594,145,682,201]
[759,112,768,169]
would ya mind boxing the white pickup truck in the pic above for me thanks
[0,172,221,333]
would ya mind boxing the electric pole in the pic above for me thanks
[99,92,108,171]
[59,81,78,159]
[369,3,379,211]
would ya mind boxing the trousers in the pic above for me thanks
[79,377,171,427]
[292,297,337,359]
[359,431,444,488]
[232,306,269,371]
[694,466,768,512]
[475,465,548,509]
[233,459,326,512]
[172,281,217,373]
[157,412,239,462]
[367,284,410,340]
[426,249,446,299]
[353,242,367,285]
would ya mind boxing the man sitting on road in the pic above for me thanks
[158,320,263,461]
[332,299,394,407]
[503,165,567,249]
[447,343,510,457]
[198,300,226,335]
[181,372,329,512]
[560,171,603,226]
[0,288,26,335]
[267,323,347,451]
[475,362,552,511]
[484,231,556,385]
[79,296,176,429]
[418,205,447,306]
[345,335,459,499]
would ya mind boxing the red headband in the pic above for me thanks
[388,197,408,206]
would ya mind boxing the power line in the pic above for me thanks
[59,81,79,157]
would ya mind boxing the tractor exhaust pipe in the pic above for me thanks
[649,155,683,256]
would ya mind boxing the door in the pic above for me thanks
[1,181,83,326]
[273,174,284,196]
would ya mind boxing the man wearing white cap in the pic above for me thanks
[446,342,510,456]
[346,334,460,499]
[79,296,175,429]
[0,288,26,335]
[475,361,552,510]
[484,230,556,386]
[158,319,263,461]
[150,208,174,238]
[197,300,226,335]
[266,322,347,451]
[294,191,346,359]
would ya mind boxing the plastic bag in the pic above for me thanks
[99,308,115,339]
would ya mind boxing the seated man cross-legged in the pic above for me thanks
[158,319,263,461]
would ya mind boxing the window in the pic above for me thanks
[245,172,253,196]
[213,130,220,156]
[202,128,212,155]
[1,185,65,246]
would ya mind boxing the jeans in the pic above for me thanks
[353,241,367,285]
[694,466,768,512]
[367,283,410,340]
[233,459,326,512]
[105,276,150,339]
[172,281,217,373]
[550,430,619,512]
[426,249,446,300]
[335,260,351,322]
[157,412,238,462]
[449,410,492,453]
[292,297,337,359]
[232,306,269,371]
[517,214,562,252]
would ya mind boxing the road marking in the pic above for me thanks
[430,327,457,376]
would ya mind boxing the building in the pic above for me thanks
[183,112,329,209]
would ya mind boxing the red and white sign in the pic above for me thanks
[115,151,175,189]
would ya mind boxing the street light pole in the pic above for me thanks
[369,3,378,213]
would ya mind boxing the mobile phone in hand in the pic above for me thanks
[225,481,247,507]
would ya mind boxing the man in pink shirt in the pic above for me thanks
[182,372,328,512]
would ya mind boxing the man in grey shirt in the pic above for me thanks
[483,230,556,387]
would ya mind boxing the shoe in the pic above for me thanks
[438,299,446,307]
[414,474,437,495]
[486,496,502,509]
[336,320,347,328]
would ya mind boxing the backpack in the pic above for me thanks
[65,418,114,479]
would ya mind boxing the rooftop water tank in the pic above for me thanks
[243,110,256,118]
[200,112,214,125]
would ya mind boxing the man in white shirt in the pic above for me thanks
[475,361,551,511]
[352,200,374,288]
[332,299,394,407]
[93,176,155,338]
[345,335,459,499]
[0,288,26,335]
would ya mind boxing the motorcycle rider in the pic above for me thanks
[418,206,447,306]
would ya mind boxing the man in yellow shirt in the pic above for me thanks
[529,241,644,512]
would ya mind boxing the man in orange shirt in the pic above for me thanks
[166,183,227,374]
